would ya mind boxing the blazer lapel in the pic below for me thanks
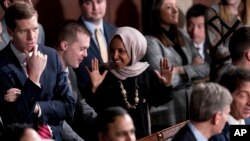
[103,23,113,43]
[89,38,102,61]
[3,45,27,86]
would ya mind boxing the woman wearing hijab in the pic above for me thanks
[84,26,173,139]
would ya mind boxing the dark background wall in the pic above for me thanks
[30,0,215,46]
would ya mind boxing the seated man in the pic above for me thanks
[210,68,250,141]
[95,106,136,141]
[172,82,232,141]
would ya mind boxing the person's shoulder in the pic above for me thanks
[245,118,250,125]
[145,35,159,42]
[38,45,57,56]
[103,21,117,30]
[206,4,220,20]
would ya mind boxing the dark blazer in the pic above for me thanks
[203,38,211,65]
[172,124,197,141]
[209,118,250,141]
[68,67,97,141]
[74,18,117,92]
[0,43,75,141]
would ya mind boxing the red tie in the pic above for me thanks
[37,124,53,139]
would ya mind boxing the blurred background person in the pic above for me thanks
[144,0,209,132]
[172,82,232,141]
[186,4,211,64]
[205,0,242,81]
[238,0,250,26]
[0,123,54,141]
[95,106,136,141]
[210,68,250,141]
[216,27,250,81]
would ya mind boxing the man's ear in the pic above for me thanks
[7,27,13,38]
[245,49,250,61]
[212,112,221,125]
[60,41,68,51]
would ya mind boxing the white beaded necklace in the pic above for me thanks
[119,79,139,109]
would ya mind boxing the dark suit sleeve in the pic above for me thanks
[37,49,76,123]
[0,68,42,124]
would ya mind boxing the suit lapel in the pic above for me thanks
[223,122,230,141]
[89,38,102,61]
[37,45,46,86]
[3,44,27,86]
[103,23,113,44]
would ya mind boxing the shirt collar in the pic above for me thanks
[81,16,104,34]
[10,43,26,65]
[228,115,245,125]
[193,40,205,49]
[188,122,208,141]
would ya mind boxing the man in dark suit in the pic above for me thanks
[74,0,116,92]
[210,68,250,141]
[0,2,75,141]
[186,4,211,64]
[172,83,232,141]
[55,20,97,141]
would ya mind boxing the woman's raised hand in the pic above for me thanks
[85,58,108,92]
[154,57,173,86]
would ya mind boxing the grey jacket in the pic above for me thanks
[144,29,210,89]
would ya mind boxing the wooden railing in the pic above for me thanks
[137,120,188,141]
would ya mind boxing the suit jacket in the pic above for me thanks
[0,43,75,141]
[172,124,197,141]
[67,67,97,141]
[74,18,116,93]
[209,118,250,141]
[145,30,210,89]
[203,38,211,65]
[145,29,210,128]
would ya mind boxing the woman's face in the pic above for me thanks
[226,0,241,7]
[110,37,131,69]
[159,0,179,26]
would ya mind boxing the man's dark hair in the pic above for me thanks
[0,123,33,141]
[55,20,91,48]
[229,27,250,62]
[219,68,250,93]
[186,4,208,21]
[95,106,129,134]
[5,1,37,30]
